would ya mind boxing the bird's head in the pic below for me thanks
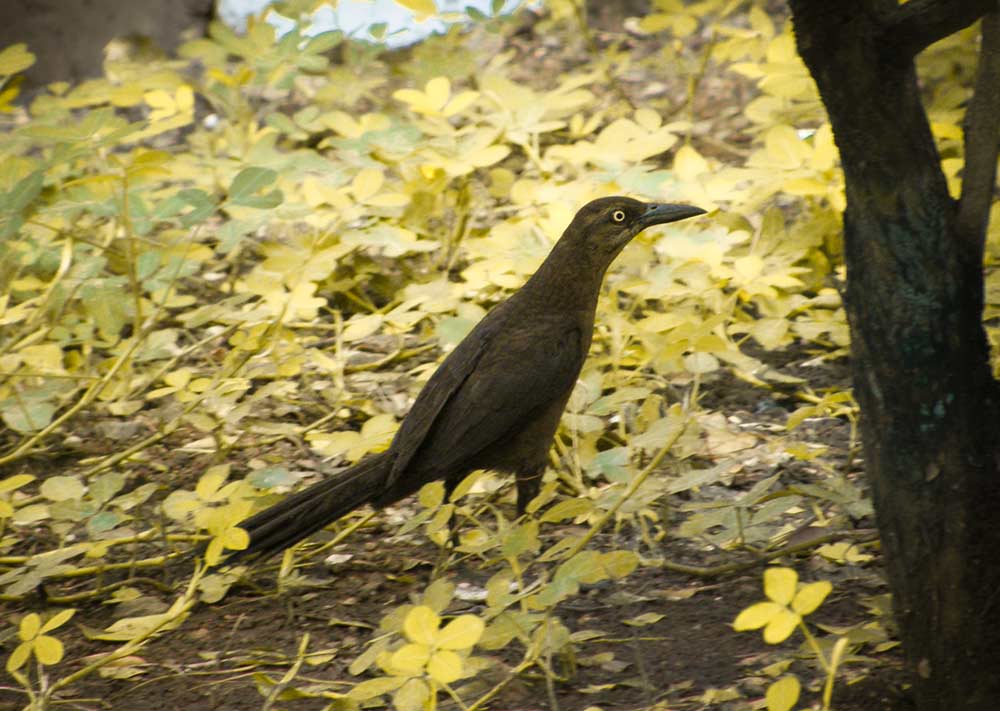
[565,196,706,261]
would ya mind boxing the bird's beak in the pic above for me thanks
[635,203,707,231]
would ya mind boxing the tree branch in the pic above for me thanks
[957,10,1000,251]
[883,0,996,59]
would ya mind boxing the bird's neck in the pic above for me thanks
[516,237,611,316]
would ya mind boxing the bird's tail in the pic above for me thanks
[228,451,393,562]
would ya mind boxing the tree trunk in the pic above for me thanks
[787,1,1000,708]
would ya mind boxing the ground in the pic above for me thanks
[1,349,907,711]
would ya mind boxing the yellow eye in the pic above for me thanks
[611,209,626,223]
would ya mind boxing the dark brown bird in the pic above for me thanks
[230,197,705,560]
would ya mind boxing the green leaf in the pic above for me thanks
[3,170,43,213]
[246,467,297,489]
[539,498,591,523]
[90,472,125,504]
[500,520,538,558]
[304,31,341,54]
[40,476,85,502]
[421,578,455,613]
[226,167,282,208]
[2,399,56,433]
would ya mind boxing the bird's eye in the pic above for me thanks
[611,210,626,223]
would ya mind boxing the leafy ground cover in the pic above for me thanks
[2,1,995,709]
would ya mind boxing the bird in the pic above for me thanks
[228,196,706,561]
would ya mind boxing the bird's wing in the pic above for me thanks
[386,326,492,483]
[388,310,587,485]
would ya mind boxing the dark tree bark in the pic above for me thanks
[787,1,1000,708]
[0,0,214,88]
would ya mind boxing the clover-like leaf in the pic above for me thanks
[403,606,440,646]
[426,649,462,684]
[792,580,832,615]
[436,615,484,650]
[763,566,798,605]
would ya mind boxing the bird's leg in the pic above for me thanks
[515,467,545,516]
[430,479,461,576]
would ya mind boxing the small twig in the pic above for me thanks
[261,633,310,711]
[649,528,879,578]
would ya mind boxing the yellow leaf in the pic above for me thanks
[347,676,406,700]
[765,125,811,168]
[436,615,484,650]
[323,110,362,137]
[733,601,782,631]
[764,608,799,644]
[352,168,384,201]
[733,254,764,282]
[811,123,837,171]
[33,635,64,665]
[342,313,384,342]
[18,343,63,371]
[674,144,708,181]
[163,368,192,389]
[222,526,249,551]
[748,5,774,37]
[40,609,75,634]
[634,107,661,131]
[19,613,41,641]
[0,474,34,493]
[196,464,230,501]
[766,675,800,711]
[442,90,479,117]
[393,678,430,711]
[466,144,510,168]
[601,550,639,578]
[403,606,440,645]
[395,0,438,22]
[347,676,406,701]
[683,352,719,374]
[782,177,829,196]
[418,481,445,508]
[792,580,832,615]
[6,642,32,673]
[424,76,450,108]
[0,44,36,75]
[750,319,789,349]
[764,567,797,605]
[390,643,431,675]
[367,192,410,207]
[427,649,463,684]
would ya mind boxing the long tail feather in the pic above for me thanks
[229,451,393,562]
